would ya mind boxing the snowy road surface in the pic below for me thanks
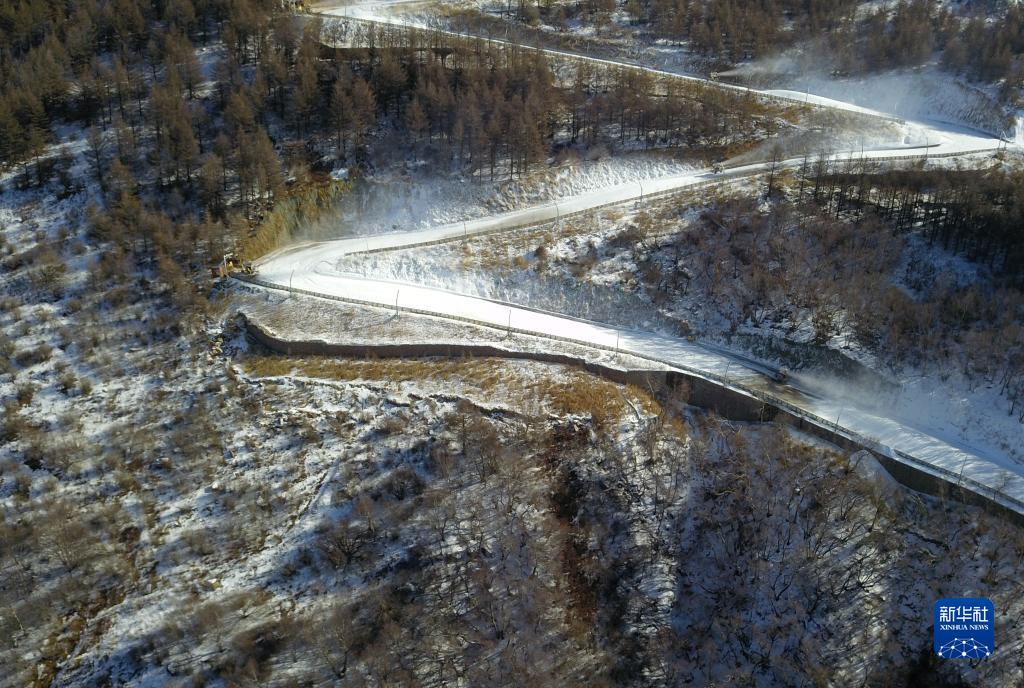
[262,138,998,259]
[252,2,1024,514]
[255,149,1024,517]
[251,254,1024,515]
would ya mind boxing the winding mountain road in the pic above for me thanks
[248,2,1024,517]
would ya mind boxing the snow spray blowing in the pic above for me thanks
[241,182,352,260]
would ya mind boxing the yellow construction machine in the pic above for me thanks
[215,254,255,279]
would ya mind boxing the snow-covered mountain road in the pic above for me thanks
[244,2,1024,516]
[314,3,1019,141]
[260,137,1000,262]
[247,256,1024,518]
[251,144,1024,518]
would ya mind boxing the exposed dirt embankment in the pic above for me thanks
[240,180,351,261]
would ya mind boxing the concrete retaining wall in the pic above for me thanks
[242,314,1024,527]
[244,315,775,420]
[774,408,1024,525]
[243,313,674,389]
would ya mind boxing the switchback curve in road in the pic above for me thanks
[251,1,1024,515]
[251,146,1024,519]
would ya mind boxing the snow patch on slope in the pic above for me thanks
[775,69,1013,138]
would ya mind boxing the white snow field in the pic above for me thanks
[762,89,896,117]
[251,2,1024,515]
[762,68,1017,138]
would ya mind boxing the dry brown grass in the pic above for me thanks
[773,168,798,193]
[532,374,662,428]
[241,354,510,392]
[240,355,663,426]
[544,379,625,429]
[779,104,814,125]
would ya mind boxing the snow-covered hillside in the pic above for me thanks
[765,68,1015,138]
[4,0,1024,685]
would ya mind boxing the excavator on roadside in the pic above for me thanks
[213,254,255,279]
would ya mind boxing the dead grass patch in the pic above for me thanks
[240,355,663,425]
[241,354,510,393]
[532,373,662,429]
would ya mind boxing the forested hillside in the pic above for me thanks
[2,1,1023,685]
[0,0,790,306]
[474,0,1024,100]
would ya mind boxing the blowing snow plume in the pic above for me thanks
[717,53,814,83]
[730,56,1015,138]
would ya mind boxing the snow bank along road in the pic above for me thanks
[246,2,1024,516]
